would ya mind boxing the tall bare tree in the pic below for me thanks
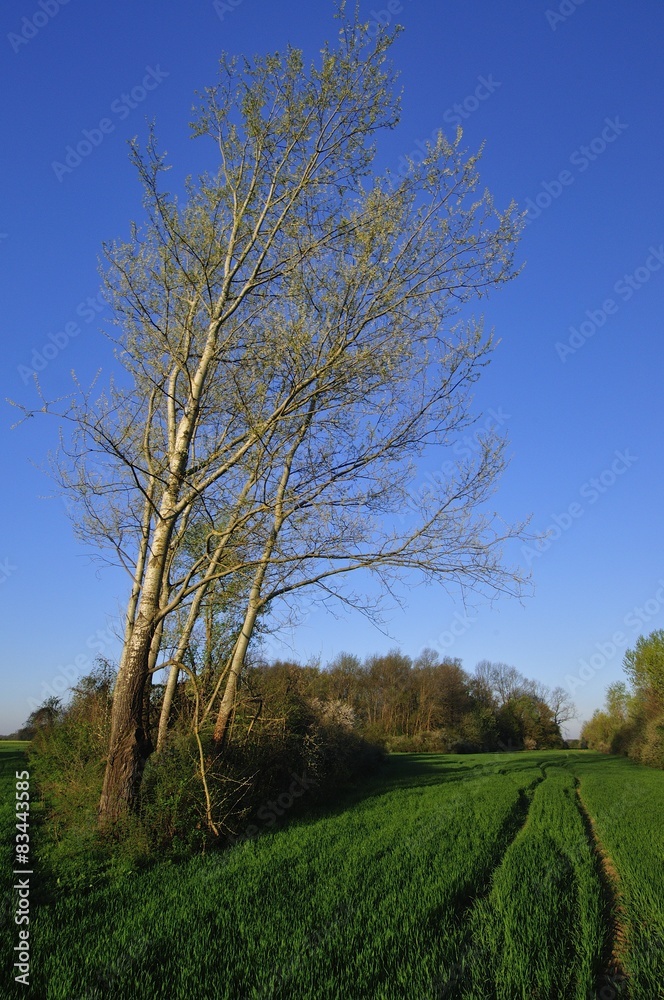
[19,14,527,822]
[547,685,577,729]
[474,662,576,733]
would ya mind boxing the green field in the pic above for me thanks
[2,743,663,999]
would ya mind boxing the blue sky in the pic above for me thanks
[1,0,663,737]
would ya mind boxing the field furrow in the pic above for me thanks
[574,781,629,998]
[459,765,606,1000]
[427,775,545,999]
[31,759,545,999]
[573,757,664,1000]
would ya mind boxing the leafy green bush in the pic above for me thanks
[25,660,153,886]
[384,730,452,753]
[28,663,112,839]
[638,714,664,769]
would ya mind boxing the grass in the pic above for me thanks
[575,754,664,998]
[1,743,663,998]
[464,765,605,999]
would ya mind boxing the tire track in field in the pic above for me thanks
[428,771,546,999]
[574,780,629,999]
[456,772,545,909]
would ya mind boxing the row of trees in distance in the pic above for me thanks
[21,650,575,855]
[182,651,576,753]
[582,629,664,768]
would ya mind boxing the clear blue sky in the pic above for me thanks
[1,0,663,737]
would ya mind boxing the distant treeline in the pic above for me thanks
[227,650,574,753]
[582,629,664,769]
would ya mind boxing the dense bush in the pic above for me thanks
[140,719,382,855]
[636,714,664,769]
[27,656,385,873]
[25,660,143,885]
[383,730,451,753]
[582,631,664,771]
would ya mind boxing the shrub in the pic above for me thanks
[638,715,664,769]
[25,660,152,886]
[384,730,454,753]
[29,656,386,873]
[28,662,113,842]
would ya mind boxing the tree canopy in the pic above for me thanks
[18,12,526,822]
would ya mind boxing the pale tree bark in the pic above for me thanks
[212,585,264,746]
[155,445,273,750]
[98,511,175,818]
[155,530,234,753]
[213,405,314,743]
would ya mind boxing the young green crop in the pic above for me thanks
[575,754,664,1000]
[28,755,542,998]
[2,745,663,999]
[463,765,605,999]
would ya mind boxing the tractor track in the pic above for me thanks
[575,780,630,999]
[428,772,545,998]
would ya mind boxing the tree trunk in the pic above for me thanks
[141,672,153,748]
[155,521,239,752]
[99,516,175,823]
[212,601,260,745]
[140,618,163,748]
[98,621,154,823]
[156,661,180,752]
[155,592,208,752]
